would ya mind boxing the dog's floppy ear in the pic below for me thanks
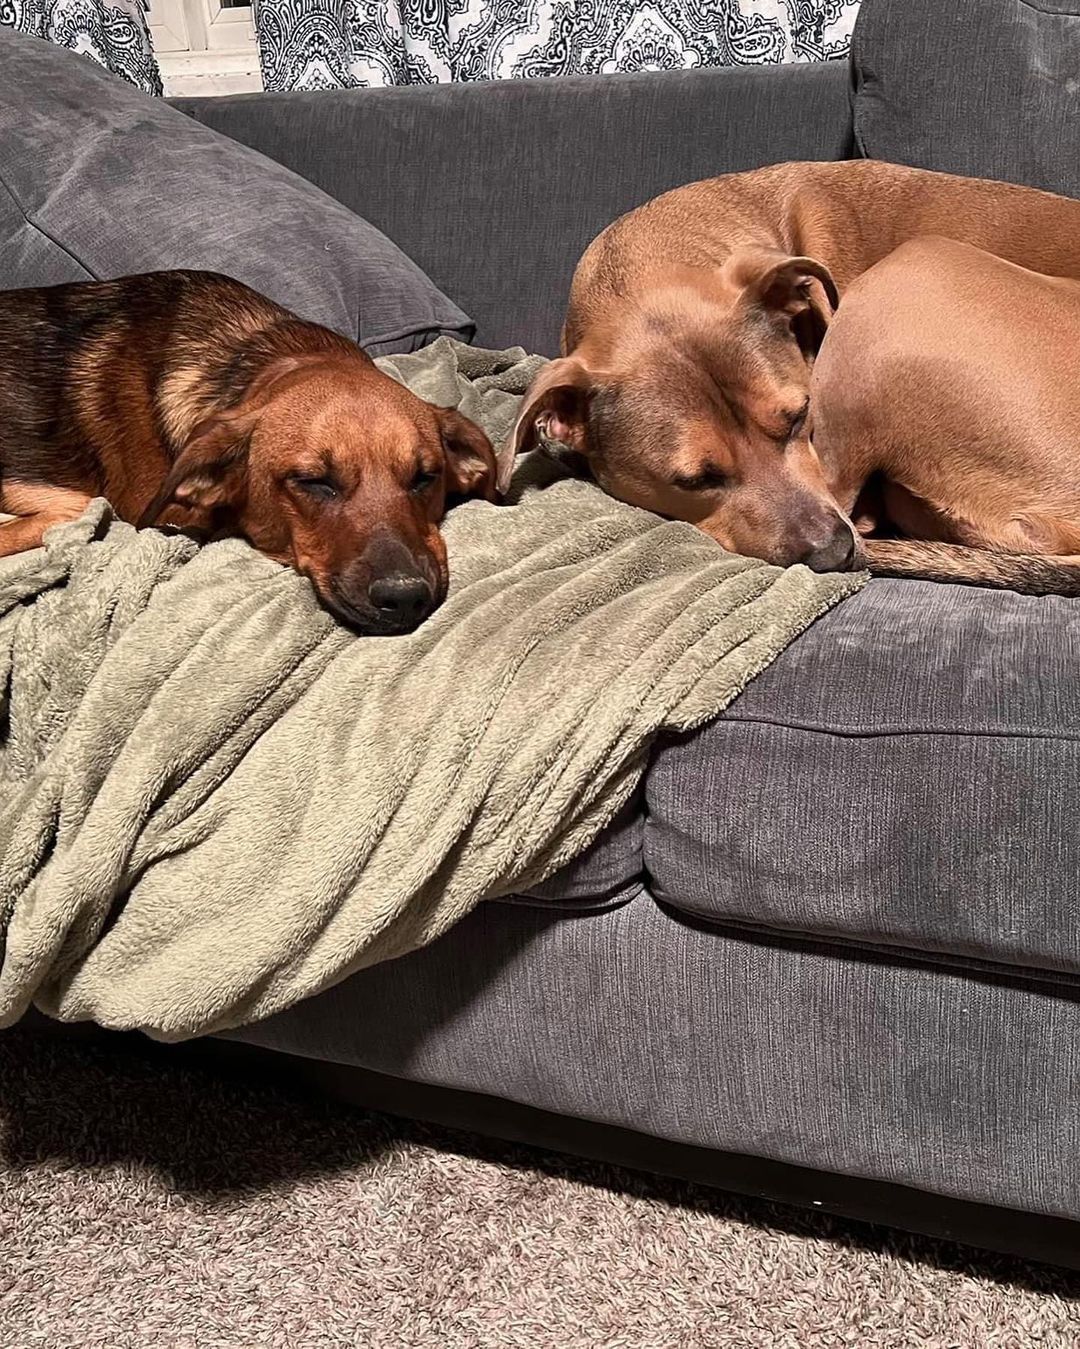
[505,356,596,482]
[138,406,254,528]
[140,353,318,529]
[438,407,499,502]
[724,247,839,356]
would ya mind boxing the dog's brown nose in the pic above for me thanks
[800,523,857,573]
[368,574,435,631]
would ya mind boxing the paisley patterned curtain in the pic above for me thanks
[254,0,861,92]
[0,0,161,93]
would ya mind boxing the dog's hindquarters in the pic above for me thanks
[811,236,1080,597]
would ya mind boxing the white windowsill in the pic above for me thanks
[150,0,263,95]
[159,48,264,96]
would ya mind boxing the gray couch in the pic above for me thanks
[162,2,1080,1269]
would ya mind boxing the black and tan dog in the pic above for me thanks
[0,270,507,633]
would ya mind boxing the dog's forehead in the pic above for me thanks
[283,378,439,448]
[593,360,793,489]
[620,308,777,397]
[671,416,740,470]
[595,360,736,447]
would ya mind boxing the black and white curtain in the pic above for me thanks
[255,0,861,92]
[1,0,858,98]
[0,0,161,92]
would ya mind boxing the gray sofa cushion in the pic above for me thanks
[852,0,1080,198]
[510,796,643,910]
[0,30,473,355]
[225,893,1080,1222]
[645,580,1080,980]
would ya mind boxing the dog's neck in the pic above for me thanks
[157,310,368,454]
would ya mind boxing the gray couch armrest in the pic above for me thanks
[173,63,853,355]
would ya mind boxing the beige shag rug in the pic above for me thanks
[1,1027,1077,1349]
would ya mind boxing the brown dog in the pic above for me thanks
[810,235,1080,594]
[509,159,1080,591]
[0,270,506,633]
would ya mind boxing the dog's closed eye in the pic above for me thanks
[787,398,811,437]
[290,474,340,500]
[672,467,729,492]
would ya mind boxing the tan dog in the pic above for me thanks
[811,236,1080,593]
[0,270,506,634]
[509,159,1080,591]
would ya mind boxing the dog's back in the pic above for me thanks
[0,270,352,518]
[566,160,1080,351]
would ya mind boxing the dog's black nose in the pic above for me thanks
[802,523,858,573]
[367,574,435,630]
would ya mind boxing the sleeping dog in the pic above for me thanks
[508,160,1080,594]
[0,270,508,633]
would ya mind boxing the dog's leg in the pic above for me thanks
[1006,512,1080,557]
[0,485,92,557]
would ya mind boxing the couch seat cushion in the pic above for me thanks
[507,796,643,911]
[0,31,472,354]
[646,579,1080,979]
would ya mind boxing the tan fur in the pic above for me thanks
[0,484,92,556]
[158,362,216,449]
[514,159,1080,591]
[810,236,1080,591]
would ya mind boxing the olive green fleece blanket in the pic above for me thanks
[0,338,864,1040]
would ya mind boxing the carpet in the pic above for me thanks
[1,1026,1077,1348]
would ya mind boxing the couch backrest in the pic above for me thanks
[175,62,854,356]
[852,0,1080,200]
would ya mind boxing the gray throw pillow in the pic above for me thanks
[852,0,1080,200]
[0,30,474,355]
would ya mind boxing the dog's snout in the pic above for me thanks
[799,520,858,573]
[368,573,435,630]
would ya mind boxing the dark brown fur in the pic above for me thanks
[0,270,505,633]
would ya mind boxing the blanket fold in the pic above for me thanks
[0,338,863,1040]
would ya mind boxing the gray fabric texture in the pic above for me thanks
[0,29,472,355]
[223,894,1080,1222]
[0,340,861,1041]
[518,797,643,909]
[173,60,855,355]
[852,0,1080,198]
[646,580,1080,980]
